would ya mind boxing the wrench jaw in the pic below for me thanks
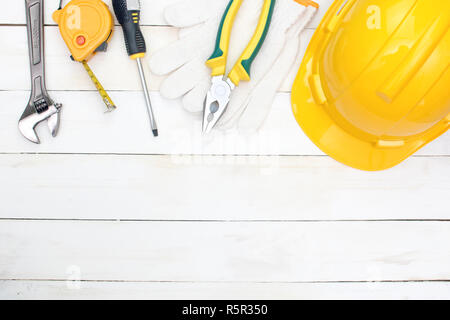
[19,103,62,144]
[47,104,63,137]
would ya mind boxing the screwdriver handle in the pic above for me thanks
[112,0,146,59]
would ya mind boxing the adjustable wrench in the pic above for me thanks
[20,0,62,144]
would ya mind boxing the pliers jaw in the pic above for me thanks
[202,76,235,134]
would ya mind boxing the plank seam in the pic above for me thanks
[1,279,450,284]
[0,153,447,158]
[1,218,450,222]
[0,24,317,29]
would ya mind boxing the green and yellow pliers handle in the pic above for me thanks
[206,0,276,87]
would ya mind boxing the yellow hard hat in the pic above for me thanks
[292,0,450,171]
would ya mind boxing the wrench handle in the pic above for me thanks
[25,0,49,104]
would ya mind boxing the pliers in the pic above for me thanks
[202,0,276,133]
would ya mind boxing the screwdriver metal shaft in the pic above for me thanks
[112,0,158,137]
[136,57,158,136]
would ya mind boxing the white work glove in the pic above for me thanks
[150,0,260,111]
[150,0,318,132]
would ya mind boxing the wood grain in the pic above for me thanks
[2,280,449,300]
[1,220,449,282]
[0,154,449,221]
[0,0,334,28]
[2,91,449,156]
[0,26,313,92]
[0,0,449,300]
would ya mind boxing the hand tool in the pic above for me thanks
[112,0,159,137]
[53,0,117,112]
[202,0,276,134]
[207,0,318,131]
[150,0,317,132]
[149,0,244,113]
[20,0,62,144]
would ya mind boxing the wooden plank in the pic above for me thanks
[0,91,328,155]
[1,280,449,300]
[0,155,449,221]
[1,0,447,301]
[1,220,449,282]
[0,0,334,27]
[0,26,176,92]
[0,0,179,26]
[2,91,449,156]
[0,26,312,92]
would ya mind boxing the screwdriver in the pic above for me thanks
[112,0,158,137]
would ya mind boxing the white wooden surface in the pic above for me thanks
[0,0,449,300]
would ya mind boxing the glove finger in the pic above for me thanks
[225,4,318,131]
[238,36,301,132]
[164,0,210,27]
[242,1,308,84]
[216,0,300,129]
[216,82,253,129]
[284,29,314,89]
[289,5,318,36]
[178,23,202,39]
[149,23,212,76]
[149,40,193,76]
[279,7,318,89]
[160,58,208,99]
[182,80,210,113]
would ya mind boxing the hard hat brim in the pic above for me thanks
[292,76,448,171]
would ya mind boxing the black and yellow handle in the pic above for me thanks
[112,0,146,59]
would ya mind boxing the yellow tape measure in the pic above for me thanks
[53,0,117,112]
[82,61,116,112]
